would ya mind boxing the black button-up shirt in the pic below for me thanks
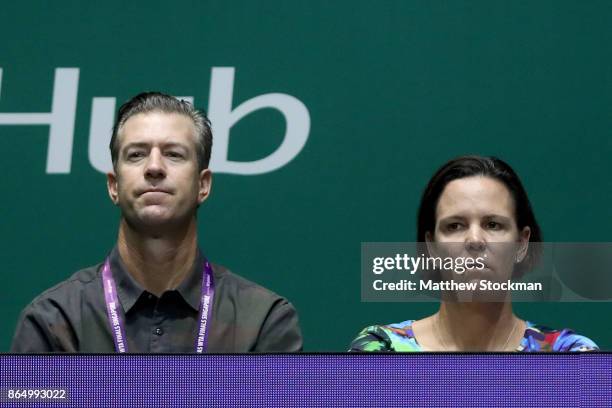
[11,246,303,352]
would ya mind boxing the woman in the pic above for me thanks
[350,156,598,352]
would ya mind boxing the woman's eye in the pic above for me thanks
[447,223,462,231]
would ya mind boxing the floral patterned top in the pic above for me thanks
[349,320,599,352]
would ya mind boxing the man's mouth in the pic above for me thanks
[140,188,171,196]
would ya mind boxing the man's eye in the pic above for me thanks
[127,151,145,160]
[166,151,183,159]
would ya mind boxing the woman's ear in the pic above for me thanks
[424,231,440,258]
[516,226,531,263]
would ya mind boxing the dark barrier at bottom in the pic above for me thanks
[0,353,610,407]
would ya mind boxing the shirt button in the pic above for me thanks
[154,328,164,336]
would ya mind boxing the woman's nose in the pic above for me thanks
[465,225,486,252]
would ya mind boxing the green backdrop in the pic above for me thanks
[1,1,611,351]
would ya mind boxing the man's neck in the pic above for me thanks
[117,218,198,297]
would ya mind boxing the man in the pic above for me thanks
[11,92,303,352]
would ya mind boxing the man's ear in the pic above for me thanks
[197,169,213,205]
[107,172,119,205]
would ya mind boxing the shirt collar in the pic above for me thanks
[108,245,204,313]
[175,248,205,311]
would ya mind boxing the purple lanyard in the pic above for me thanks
[102,257,215,353]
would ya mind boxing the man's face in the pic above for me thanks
[107,112,212,231]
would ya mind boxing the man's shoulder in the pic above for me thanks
[211,263,287,305]
[27,263,103,308]
[208,263,302,352]
[13,263,103,352]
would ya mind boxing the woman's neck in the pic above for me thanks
[435,301,523,351]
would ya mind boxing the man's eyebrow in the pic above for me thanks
[163,142,190,150]
[122,142,149,151]
[122,142,190,150]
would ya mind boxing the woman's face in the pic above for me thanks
[427,176,530,287]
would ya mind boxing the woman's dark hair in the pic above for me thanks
[417,155,542,276]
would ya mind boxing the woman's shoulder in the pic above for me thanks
[519,322,599,352]
[349,320,423,352]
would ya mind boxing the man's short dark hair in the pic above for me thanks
[417,155,542,277]
[110,92,213,171]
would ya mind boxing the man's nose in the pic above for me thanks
[144,149,166,179]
